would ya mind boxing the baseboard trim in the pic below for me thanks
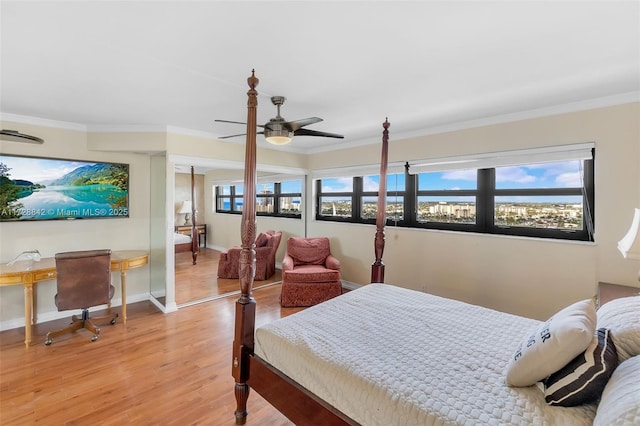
[341,280,362,292]
[0,292,151,331]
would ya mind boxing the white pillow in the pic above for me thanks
[597,295,640,362]
[506,298,596,387]
[593,355,640,426]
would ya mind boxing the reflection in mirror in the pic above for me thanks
[175,249,283,307]
[172,162,305,307]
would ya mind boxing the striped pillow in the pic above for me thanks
[543,328,618,406]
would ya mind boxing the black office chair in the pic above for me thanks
[45,249,118,345]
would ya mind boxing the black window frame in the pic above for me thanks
[215,185,241,213]
[216,181,303,219]
[315,154,595,242]
[315,178,356,223]
[316,174,408,225]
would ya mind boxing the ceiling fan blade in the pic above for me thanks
[215,119,266,129]
[284,117,323,131]
[215,119,247,125]
[219,133,246,139]
[294,128,344,139]
[219,131,264,139]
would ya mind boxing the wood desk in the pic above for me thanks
[0,250,149,347]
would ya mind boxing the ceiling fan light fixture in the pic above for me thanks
[264,129,293,145]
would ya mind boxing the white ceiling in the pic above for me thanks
[1,1,639,156]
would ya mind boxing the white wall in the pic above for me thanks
[306,103,640,320]
[0,121,152,329]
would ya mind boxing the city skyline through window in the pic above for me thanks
[316,156,593,241]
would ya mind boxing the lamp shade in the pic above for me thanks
[178,200,192,214]
[618,208,640,260]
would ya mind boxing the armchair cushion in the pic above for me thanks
[284,265,341,283]
[287,237,333,267]
[256,232,270,248]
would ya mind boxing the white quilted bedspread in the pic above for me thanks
[254,283,596,425]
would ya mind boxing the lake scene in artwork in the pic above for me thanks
[0,155,129,221]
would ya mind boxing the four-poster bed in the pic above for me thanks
[174,166,199,265]
[231,71,611,425]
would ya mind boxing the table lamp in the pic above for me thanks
[7,249,42,268]
[178,200,193,225]
[618,207,640,281]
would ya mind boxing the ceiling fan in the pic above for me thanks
[0,129,44,144]
[215,96,344,145]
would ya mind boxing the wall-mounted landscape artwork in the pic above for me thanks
[0,154,129,221]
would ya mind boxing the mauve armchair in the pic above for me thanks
[280,237,342,307]
[217,230,282,281]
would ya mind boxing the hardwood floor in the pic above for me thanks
[0,284,304,425]
[175,248,282,306]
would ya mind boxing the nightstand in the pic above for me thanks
[597,282,640,308]
[175,224,207,247]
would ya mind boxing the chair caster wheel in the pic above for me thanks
[110,318,116,325]
[45,338,52,345]
[91,335,98,342]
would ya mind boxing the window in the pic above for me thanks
[315,144,595,241]
[317,173,406,223]
[216,179,302,219]
[317,177,354,220]
[279,180,303,215]
[361,174,406,223]
[257,183,274,213]
[216,185,244,212]
[416,169,478,226]
[488,159,592,239]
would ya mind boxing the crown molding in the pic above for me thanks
[0,113,87,131]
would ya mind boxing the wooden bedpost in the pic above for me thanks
[232,70,259,425]
[371,118,390,283]
[190,166,198,265]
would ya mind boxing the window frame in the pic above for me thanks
[216,180,303,219]
[316,173,408,225]
[215,185,242,213]
[315,152,595,242]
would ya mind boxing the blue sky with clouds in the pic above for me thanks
[1,155,95,184]
[322,160,583,193]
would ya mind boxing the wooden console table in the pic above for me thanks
[0,250,149,347]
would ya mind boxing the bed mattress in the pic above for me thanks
[254,283,596,425]
[174,232,191,244]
